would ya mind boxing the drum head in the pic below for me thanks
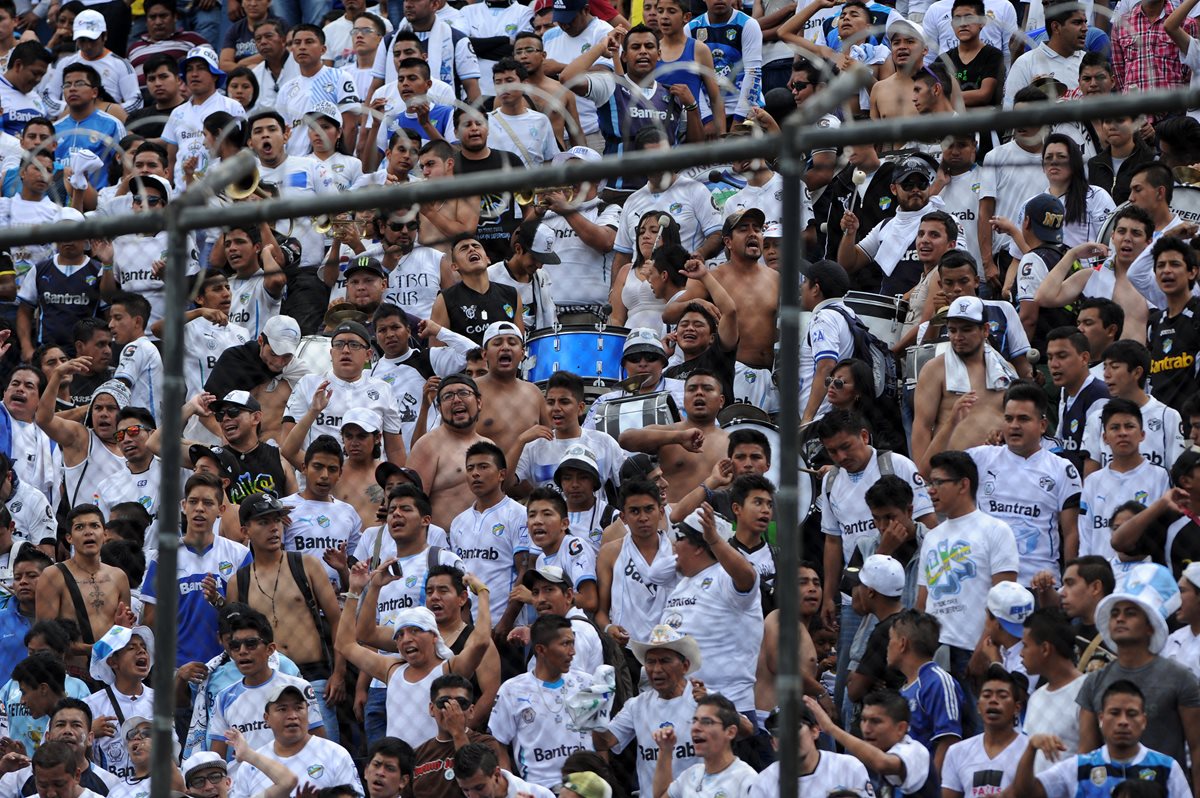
[721,417,813,522]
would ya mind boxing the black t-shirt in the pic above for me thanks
[70,368,115,407]
[946,45,1005,107]
[442,281,520,344]
[1148,296,1200,412]
[854,611,906,690]
[204,341,281,400]
[664,340,737,407]
[226,442,288,504]
[125,101,184,139]
[456,149,524,262]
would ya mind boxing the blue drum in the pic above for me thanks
[522,325,629,388]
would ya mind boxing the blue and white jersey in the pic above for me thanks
[0,75,45,137]
[276,66,361,156]
[141,535,253,667]
[0,675,90,755]
[900,660,964,750]
[1036,744,1189,798]
[0,596,31,683]
[209,672,323,769]
[53,109,126,189]
[187,650,301,757]
[686,10,763,118]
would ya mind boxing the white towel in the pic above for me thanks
[875,195,948,276]
[943,342,1018,394]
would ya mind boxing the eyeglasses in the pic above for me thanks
[187,773,227,789]
[115,425,149,442]
[125,727,151,742]
[133,194,164,206]
[351,26,380,34]
[439,389,477,403]
[228,636,264,652]
[514,46,543,55]
[790,80,811,91]
[899,177,930,191]
[824,376,848,389]
[63,80,94,89]
[434,696,472,710]
[331,340,370,351]
[388,221,420,231]
[213,407,245,421]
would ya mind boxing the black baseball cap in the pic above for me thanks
[332,320,372,345]
[375,461,423,492]
[238,492,287,524]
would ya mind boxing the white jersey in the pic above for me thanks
[351,523,449,565]
[934,167,984,266]
[1023,675,1085,774]
[533,534,596,591]
[819,448,933,579]
[614,177,723,257]
[107,775,149,798]
[314,152,363,192]
[228,271,283,339]
[1004,44,1083,107]
[515,429,624,492]
[1079,460,1170,560]
[64,431,126,508]
[489,670,595,789]
[459,1,533,94]
[7,416,60,506]
[285,372,404,450]
[323,13,394,69]
[568,498,613,552]
[94,457,164,553]
[280,494,364,586]
[370,545,462,689]
[668,759,758,798]
[610,531,678,642]
[978,141,1046,256]
[1081,396,1185,470]
[230,735,362,798]
[161,93,247,187]
[487,109,558,167]
[7,479,56,546]
[448,496,529,622]
[184,317,249,400]
[1163,626,1200,679]
[942,733,1029,797]
[661,561,761,711]
[724,173,784,227]
[541,199,620,307]
[385,245,446,320]
[922,0,1017,63]
[251,57,302,112]
[542,19,613,134]
[276,66,360,156]
[608,688,700,796]
[85,686,155,778]
[918,509,1020,650]
[0,196,60,286]
[369,333,474,447]
[210,673,323,772]
[386,659,447,746]
[800,298,858,417]
[112,231,200,336]
[45,52,141,116]
[747,756,873,798]
[968,445,1083,585]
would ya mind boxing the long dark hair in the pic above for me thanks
[1043,133,1088,226]
[633,210,683,267]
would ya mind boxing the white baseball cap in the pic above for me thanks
[986,581,1036,638]
[946,296,985,325]
[482,320,523,348]
[262,315,301,356]
[341,407,381,434]
[527,224,561,265]
[551,146,602,165]
[858,554,905,598]
[73,9,106,39]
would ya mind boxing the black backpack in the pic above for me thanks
[823,303,901,402]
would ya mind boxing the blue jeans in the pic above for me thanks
[308,679,340,744]
[270,0,332,27]
[365,686,388,742]
[185,5,223,51]
[832,602,863,727]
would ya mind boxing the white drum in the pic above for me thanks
[903,342,949,390]
[594,392,681,441]
[720,415,814,525]
[843,291,909,349]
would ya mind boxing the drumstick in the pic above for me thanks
[651,213,670,255]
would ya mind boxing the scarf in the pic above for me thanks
[875,195,947,276]
[944,342,1018,394]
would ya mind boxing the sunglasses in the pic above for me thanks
[125,727,152,742]
[213,407,245,421]
[228,636,264,651]
[824,376,848,389]
[434,696,472,710]
[115,424,150,442]
[187,773,227,789]
[899,177,930,190]
[388,221,420,231]
[625,353,661,364]
[790,80,811,91]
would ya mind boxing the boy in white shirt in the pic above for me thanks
[110,292,162,422]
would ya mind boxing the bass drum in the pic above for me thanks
[594,392,681,441]
[843,291,910,349]
[902,342,949,390]
[720,408,813,525]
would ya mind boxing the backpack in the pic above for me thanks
[823,303,901,402]
[236,551,333,666]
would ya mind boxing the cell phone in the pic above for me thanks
[388,561,403,578]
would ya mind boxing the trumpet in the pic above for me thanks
[1175,164,1200,187]
[225,165,261,200]
[515,185,576,207]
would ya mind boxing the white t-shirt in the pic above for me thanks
[724,173,785,228]
[979,141,1046,256]
[607,689,700,796]
[541,199,620,307]
[112,231,200,333]
[280,493,364,586]
[448,496,530,622]
[209,673,324,773]
[1023,675,1086,774]
[384,245,447,320]
[1003,44,1084,107]
[660,561,762,711]
[667,758,757,798]
[230,735,362,798]
[489,670,595,789]
[613,177,723,256]
[458,1,533,95]
[1081,396,1185,471]
[1078,460,1170,560]
[942,733,1029,796]
[968,445,1083,585]
[95,458,165,552]
[880,735,933,795]
[85,687,155,778]
[44,52,141,116]
[918,509,1020,650]
[162,92,247,187]
[934,166,985,267]
[747,756,872,798]
[923,0,1018,63]
[542,19,614,134]
[487,109,558,167]
[285,372,404,450]
[1163,626,1200,680]
[276,66,361,156]
[0,196,60,285]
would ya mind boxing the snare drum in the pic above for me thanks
[843,291,910,349]
[294,334,332,377]
[523,325,629,388]
[721,416,813,524]
[903,342,948,389]
[594,392,680,441]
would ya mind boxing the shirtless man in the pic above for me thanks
[619,371,729,506]
[409,374,493,528]
[35,504,132,663]
[333,410,385,527]
[755,585,821,717]
[205,315,303,443]
[225,492,348,735]
[36,360,127,510]
[912,296,1016,470]
[664,210,780,369]
[869,20,927,124]
[474,322,549,458]
[416,140,480,253]
[512,30,585,148]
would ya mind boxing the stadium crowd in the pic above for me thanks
[1,0,1200,795]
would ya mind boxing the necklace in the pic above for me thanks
[534,678,566,724]
[251,561,283,627]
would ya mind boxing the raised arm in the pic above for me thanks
[226,728,299,798]
[699,502,757,593]
[1034,243,1108,308]
[335,561,403,683]
[449,574,493,677]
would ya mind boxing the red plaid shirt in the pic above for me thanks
[1112,1,1197,92]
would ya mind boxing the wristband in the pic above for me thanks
[342,591,361,601]
[682,102,699,111]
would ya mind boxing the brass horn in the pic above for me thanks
[226,165,261,200]
[313,215,333,234]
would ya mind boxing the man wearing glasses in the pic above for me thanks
[93,408,165,552]
[283,320,407,466]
